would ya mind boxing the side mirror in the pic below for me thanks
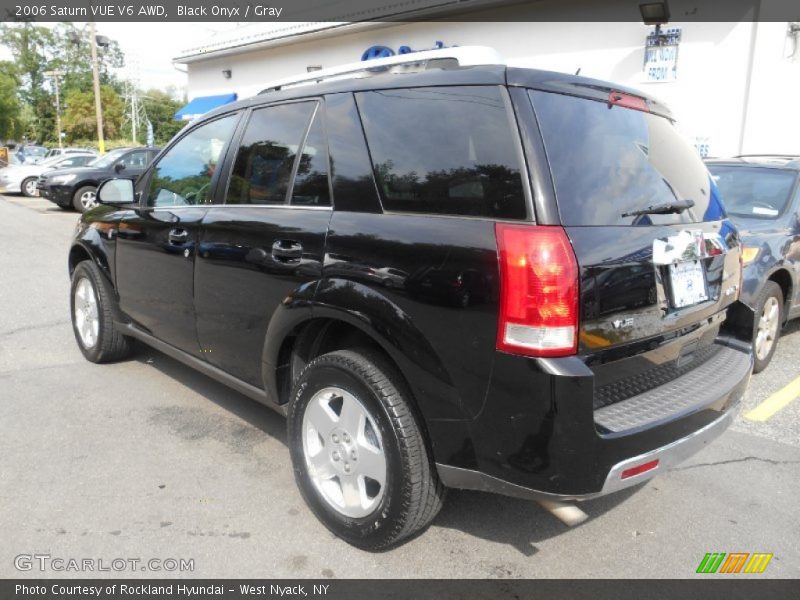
[97,178,136,206]
[114,162,125,173]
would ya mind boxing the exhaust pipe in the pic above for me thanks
[538,499,589,527]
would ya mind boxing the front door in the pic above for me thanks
[194,101,332,386]
[114,113,240,354]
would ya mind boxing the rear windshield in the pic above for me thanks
[531,90,720,226]
[707,166,797,220]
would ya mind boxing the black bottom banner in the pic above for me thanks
[2,579,799,600]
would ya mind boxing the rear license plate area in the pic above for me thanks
[668,260,708,308]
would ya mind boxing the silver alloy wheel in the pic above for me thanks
[74,277,99,349]
[755,296,780,361]
[302,386,387,518]
[79,190,97,211]
[24,179,37,196]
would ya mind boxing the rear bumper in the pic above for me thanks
[435,336,752,499]
[437,405,738,501]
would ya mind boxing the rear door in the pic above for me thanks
[193,101,332,386]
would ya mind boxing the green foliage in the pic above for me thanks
[139,88,185,146]
[62,85,125,142]
[0,63,23,139]
[0,22,125,143]
[1,23,184,149]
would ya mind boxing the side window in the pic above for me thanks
[291,107,330,206]
[146,114,238,207]
[121,150,151,169]
[59,157,79,167]
[226,102,316,205]
[355,86,526,219]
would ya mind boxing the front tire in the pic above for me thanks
[73,185,97,213]
[70,261,132,363]
[287,349,445,550]
[752,281,783,373]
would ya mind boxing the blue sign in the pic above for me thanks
[361,41,447,62]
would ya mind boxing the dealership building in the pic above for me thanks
[172,0,800,157]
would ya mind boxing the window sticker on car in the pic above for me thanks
[752,206,779,216]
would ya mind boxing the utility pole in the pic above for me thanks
[131,88,137,144]
[89,22,105,154]
[43,70,64,148]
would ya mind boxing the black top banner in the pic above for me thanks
[0,0,799,23]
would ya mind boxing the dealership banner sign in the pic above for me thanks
[1,0,800,22]
[3,579,799,599]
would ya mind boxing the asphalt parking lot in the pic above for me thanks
[1,193,798,579]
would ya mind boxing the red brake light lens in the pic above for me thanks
[608,91,649,112]
[495,224,579,357]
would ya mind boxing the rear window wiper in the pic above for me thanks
[622,199,695,218]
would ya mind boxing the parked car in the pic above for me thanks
[68,48,751,551]
[0,153,97,197]
[0,152,23,168]
[39,147,159,212]
[45,147,98,159]
[706,155,800,372]
[17,144,48,164]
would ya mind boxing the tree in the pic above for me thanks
[140,88,184,145]
[0,23,57,142]
[0,22,125,143]
[62,85,125,142]
[0,62,23,140]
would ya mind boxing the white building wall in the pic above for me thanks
[182,12,798,156]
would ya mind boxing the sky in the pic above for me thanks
[0,22,241,96]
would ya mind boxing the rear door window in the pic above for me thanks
[226,102,319,206]
[530,90,719,226]
[356,86,526,219]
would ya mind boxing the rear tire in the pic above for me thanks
[287,349,445,550]
[70,260,132,363]
[21,177,38,197]
[752,281,783,373]
[72,185,97,213]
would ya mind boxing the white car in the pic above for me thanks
[0,153,97,197]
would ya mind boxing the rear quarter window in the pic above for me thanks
[530,90,720,226]
[356,86,527,219]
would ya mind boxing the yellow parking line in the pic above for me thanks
[745,375,800,422]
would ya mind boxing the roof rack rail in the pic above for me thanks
[733,154,800,159]
[258,46,504,94]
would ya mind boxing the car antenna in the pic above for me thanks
[575,67,581,75]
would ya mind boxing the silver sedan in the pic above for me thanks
[0,153,97,197]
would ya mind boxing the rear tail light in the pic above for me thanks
[495,224,579,357]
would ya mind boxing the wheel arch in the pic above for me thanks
[261,281,464,425]
[767,268,793,322]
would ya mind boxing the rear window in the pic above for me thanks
[708,166,797,220]
[531,90,720,226]
[356,86,526,219]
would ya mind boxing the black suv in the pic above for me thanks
[40,146,159,213]
[68,54,752,550]
[706,156,800,371]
